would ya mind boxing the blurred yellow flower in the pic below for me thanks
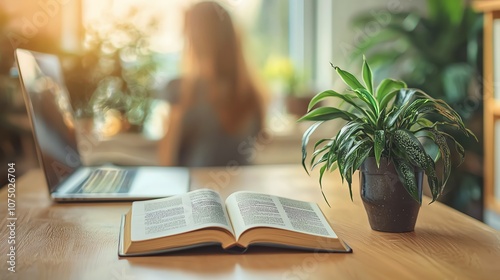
[263,56,295,82]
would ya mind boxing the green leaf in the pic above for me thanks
[307,90,334,112]
[393,129,431,169]
[376,107,387,130]
[410,90,477,140]
[342,139,367,178]
[353,88,379,116]
[336,138,355,201]
[400,99,432,128]
[301,122,323,174]
[427,171,440,204]
[310,139,334,168]
[430,130,451,186]
[307,90,354,111]
[378,90,398,112]
[415,133,441,161]
[417,128,451,187]
[336,139,353,182]
[353,143,372,172]
[346,171,354,202]
[440,131,466,165]
[332,122,367,156]
[415,118,434,128]
[393,158,421,204]
[376,79,406,103]
[374,130,385,167]
[312,152,331,170]
[362,55,373,94]
[385,89,418,128]
[306,90,374,122]
[339,139,372,202]
[298,107,356,122]
[318,165,331,207]
[392,129,441,203]
[394,88,417,108]
[454,140,465,164]
[328,162,338,172]
[465,128,478,142]
[332,64,365,91]
[313,138,333,151]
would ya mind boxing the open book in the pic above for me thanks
[118,189,351,256]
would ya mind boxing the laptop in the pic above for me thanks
[15,48,190,201]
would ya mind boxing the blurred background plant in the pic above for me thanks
[0,8,28,185]
[263,55,315,116]
[351,0,484,219]
[0,7,14,132]
[0,8,11,75]
[68,8,161,133]
[263,56,304,96]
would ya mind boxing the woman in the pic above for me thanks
[159,1,265,167]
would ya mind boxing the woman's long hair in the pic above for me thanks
[180,1,264,134]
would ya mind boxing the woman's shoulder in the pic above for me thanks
[163,77,206,104]
[163,77,183,104]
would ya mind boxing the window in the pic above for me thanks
[81,0,319,94]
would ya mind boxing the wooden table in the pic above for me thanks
[1,165,500,279]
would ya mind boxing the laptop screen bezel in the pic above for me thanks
[15,48,83,194]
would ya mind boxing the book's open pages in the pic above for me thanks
[131,189,234,241]
[225,191,340,247]
[119,189,351,256]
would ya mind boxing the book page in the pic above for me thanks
[130,189,234,241]
[225,191,337,240]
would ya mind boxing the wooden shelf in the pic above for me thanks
[473,1,500,13]
[491,100,500,118]
[486,197,500,214]
[475,0,500,218]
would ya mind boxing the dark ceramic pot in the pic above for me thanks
[359,157,423,232]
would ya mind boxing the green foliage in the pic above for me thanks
[81,8,160,126]
[299,58,476,204]
[351,0,482,120]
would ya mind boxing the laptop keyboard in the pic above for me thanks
[76,169,134,194]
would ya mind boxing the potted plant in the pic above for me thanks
[299,57,476,232]
[351,0,483,218]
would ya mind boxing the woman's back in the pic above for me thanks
[159,2,265,167]
[165,78,261,167]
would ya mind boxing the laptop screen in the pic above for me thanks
[15,49,82,193]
